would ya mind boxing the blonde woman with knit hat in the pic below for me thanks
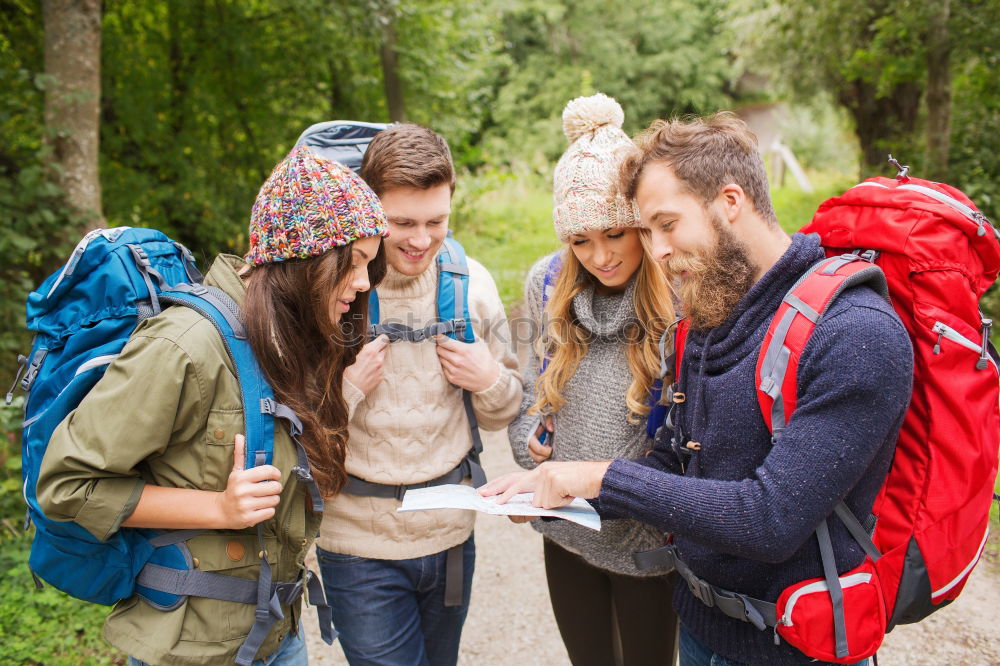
[505,93,679,665]
[37,146,388,666]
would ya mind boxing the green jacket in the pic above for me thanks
[37,255,322,666]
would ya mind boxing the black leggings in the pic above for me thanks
[543,537,678,666]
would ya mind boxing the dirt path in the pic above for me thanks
[302,431,1000,665]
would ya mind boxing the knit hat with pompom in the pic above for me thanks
[246,146,388,266]
[552,93,640,241]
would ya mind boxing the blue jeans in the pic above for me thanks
[317,535,476,666]
[678,625,870,666]
[128,624,306,666]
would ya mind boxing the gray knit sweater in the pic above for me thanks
[508,254,670,577]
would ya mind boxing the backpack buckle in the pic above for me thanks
[20,349,48,394]
[887,154,909,181]
[688,577,715,608]
[127,244,151,268]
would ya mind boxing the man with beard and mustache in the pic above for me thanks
[480,112,913,666]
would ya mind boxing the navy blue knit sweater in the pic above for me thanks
[596,234,913,665]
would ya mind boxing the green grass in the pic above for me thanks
[452,169,561,308]
[771,171,858,235]
[0,533,121,665]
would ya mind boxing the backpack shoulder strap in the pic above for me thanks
[160,285,323,512]
[538,253,564,376]
[437,236,475,343]
[674,318,689,380]
[541,253,563,311]
[368,289,381,330]
[646,317,688,440]
[754,254,888,433]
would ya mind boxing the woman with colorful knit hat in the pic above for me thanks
[37,146,388,666]
[505,93,679,665]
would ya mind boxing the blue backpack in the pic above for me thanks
[538,252,671,440]
[8,227,333,665]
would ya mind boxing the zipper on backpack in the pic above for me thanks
[978,317,993,370]
[931,321,989,371]
[852,181,1000,240]
[780,572,873,626]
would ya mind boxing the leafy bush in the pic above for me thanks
[0,396,24,525]
[0,533,120,665]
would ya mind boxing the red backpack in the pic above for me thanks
[669,165,1000,663]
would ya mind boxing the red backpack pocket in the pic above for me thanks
[775,557,887,664]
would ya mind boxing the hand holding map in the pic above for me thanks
[397,484,601,531]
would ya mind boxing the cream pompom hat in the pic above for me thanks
[552,93,640,241]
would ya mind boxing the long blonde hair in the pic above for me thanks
[531,235,674,422]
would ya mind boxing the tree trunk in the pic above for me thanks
[841,80,922,179]
[926,0,951,181]
[379,8,406,122]
[42,0,104,229]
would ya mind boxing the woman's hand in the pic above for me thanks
[214,434,283,529]
[344,335,390,396]
[528,416,554,463]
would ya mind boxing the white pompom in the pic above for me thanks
[562,93,625,143]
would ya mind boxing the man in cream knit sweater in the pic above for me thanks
[315,123,522,666]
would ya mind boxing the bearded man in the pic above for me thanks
[481,113,913,666]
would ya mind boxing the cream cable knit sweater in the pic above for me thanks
[318,256,522,559]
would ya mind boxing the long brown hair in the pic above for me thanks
[243,243,386,498]
[531,235,674,422]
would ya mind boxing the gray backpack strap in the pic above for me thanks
[460,390,486,487]
[443,543,466,607]
[633,543,777,632]
[235,524,278,666]
[816,519,850,660]
[370,319,466,343]
[137,563,259,604]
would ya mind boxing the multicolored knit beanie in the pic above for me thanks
[552,93,640,241]
[245,146,388,266]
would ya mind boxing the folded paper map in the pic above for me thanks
[398,484,601,531]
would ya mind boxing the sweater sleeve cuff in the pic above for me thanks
[343,377,366,419]
[598,458,671,523]
[473,362,507,401]
[76,477,146,541]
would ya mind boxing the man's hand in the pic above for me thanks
[344,335,389,396]
[478,460,612,509]
[214,434,283,529]
[528,416,554,463]
[435,335,500,393]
